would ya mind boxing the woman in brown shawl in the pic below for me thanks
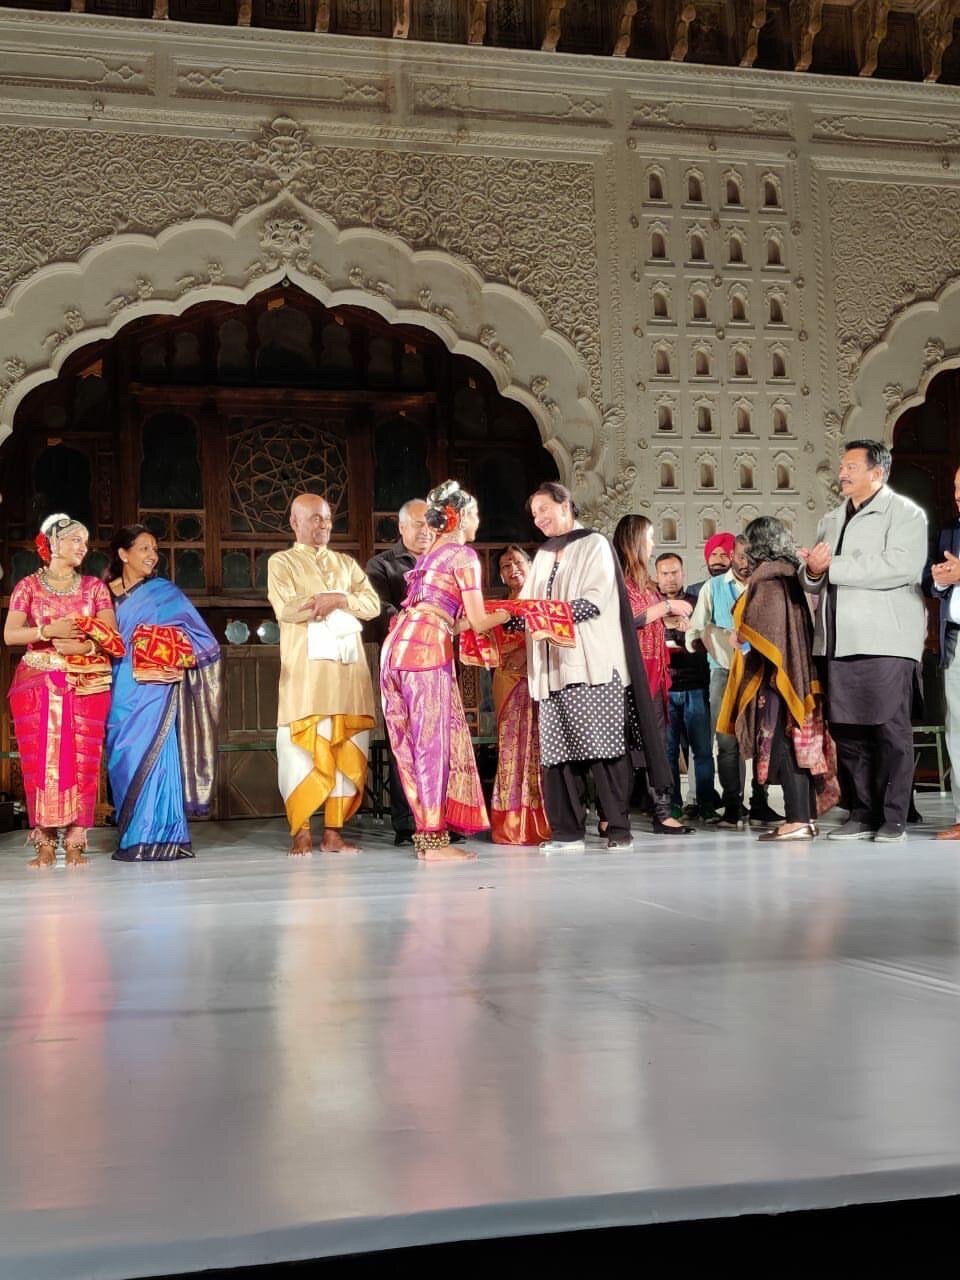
[717,517,839,842]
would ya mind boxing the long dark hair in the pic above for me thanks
[613,513,654,590]
[108,523,157,582]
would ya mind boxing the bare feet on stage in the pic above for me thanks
[417,845,478,862]
[27,827,58,868]
[63,826,90,867]
[288,826,313,857]
[412,831,477,861]
[320,829,361,855]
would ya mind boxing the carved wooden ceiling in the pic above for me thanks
[3,0,960,82]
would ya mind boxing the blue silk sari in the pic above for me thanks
[106,578,221,861]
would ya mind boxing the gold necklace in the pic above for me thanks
[39,566,79,596]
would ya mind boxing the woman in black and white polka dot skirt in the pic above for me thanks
[519,482,690,853]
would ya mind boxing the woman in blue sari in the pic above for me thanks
[106,525,222,861]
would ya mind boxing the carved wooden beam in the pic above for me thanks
[740,0,769,66]
[857,0,891,77]
[468,0,490,45]
[671,1,698,61]
[919,0,960,82]
[152,0,169,17]
[542,0,568,52]
[790,0,824,71]
[612,1,638,56]
[393,0,411,38]
[315,0,331,32]
[237,0,253,26]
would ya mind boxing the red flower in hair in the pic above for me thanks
[443,505,458,533]
[34,532,51,564]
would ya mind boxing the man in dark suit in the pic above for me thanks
[926,466,960,840]
[365,499,432,844]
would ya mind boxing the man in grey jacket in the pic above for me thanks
[799,439,927,843]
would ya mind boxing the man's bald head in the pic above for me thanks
[290,493,333,548]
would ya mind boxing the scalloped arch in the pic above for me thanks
[847,272,960,441]
[0,195,599,475]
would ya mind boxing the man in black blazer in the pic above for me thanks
[365,500,432,844]
[926,467,960,839]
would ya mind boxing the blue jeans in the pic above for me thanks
[666,687,715,809]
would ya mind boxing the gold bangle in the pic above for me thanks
[86,640,97,656]
[37,624,47,642]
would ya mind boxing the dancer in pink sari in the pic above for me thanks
[4,514,121,866]
[490,546,551,845]
[380,481,509,861]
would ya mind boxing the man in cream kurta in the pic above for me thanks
[267,493,380,855]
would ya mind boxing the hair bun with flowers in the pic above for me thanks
[425,480,475,534]
[36,513,81,564]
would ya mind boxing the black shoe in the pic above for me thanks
[449,831,465,844]
[393,830,415,846]
[749,802,784,826]
[652,817,694,835]
[715,807,743,830]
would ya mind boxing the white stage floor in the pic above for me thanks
[2,801,960,1278]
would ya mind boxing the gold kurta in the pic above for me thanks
[267,543,381,727]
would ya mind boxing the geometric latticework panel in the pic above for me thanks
[227,417,349,533]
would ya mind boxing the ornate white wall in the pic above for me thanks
[1,8,960,550]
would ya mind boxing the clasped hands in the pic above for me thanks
[307,591,348,620]
[798,541,832,578]
[931,550,960,589]
[43,615,91,656]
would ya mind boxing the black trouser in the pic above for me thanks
[832,711,914,829]
[767,700,815,823]
[388,751,414,835]
[543,754,634,842]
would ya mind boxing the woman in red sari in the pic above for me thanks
[490,546,551,845]
[4,514,120,866]
[613,514,692,833]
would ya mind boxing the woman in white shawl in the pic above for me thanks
[520,482,689,853]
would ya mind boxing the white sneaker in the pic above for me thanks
[539,839,586,854]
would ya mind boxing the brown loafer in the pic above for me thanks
[935,823,960,840]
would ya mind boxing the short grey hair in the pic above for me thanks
[398,499,426,524]
[743,516,799,567]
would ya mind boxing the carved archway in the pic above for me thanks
[845,272,960,442]
[0,193,600,483]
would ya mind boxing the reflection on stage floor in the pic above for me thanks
[2,801,960,1279]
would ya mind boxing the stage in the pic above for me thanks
[2,801,960,1279]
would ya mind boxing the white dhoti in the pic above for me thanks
[276,714,372,834]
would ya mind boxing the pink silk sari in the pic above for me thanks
[7,573,112,827]
[380,542,488,835]
[490,631,550,845]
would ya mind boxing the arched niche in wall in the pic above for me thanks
[724,171,744,207]
[0,286,559,595]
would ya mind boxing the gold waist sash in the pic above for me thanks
[387,604,455,670]
[23,650,68,671]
